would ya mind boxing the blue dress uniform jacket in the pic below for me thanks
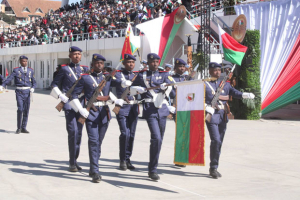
[51,63,89,110]
[71,72,112,175]
[132,70,172,173]
[50,63,88,167]
[111,68,139,162]
[2,66,36,130]
[205,80,243,170]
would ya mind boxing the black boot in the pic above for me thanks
[92,173,102,183]
[21,129,30,134]
[126,160,135,170]
[209,168,219,179]
[15,129,21,134]
[120,161,127,171]
[75,163,82,170]
[148,172,160,181]
[175,164,186,167]
[69,165,78,172]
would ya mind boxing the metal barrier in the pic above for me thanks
[0,29,127,49]
[211,13,232,35]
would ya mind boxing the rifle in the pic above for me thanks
[78,69,117,125]
[55,70,91,112]
[205,64,236,122]
[112,72,139,115]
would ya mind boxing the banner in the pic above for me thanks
[174,80,205,166]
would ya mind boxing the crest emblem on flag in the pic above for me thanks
[186,93,195,102]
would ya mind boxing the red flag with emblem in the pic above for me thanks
[5,68,8,77]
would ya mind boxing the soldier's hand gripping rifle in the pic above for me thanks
[78,69,117,125]
[205,64,236,123]
[55,70,91,112]
[112,72,139,115]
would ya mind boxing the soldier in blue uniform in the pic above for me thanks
[205,62,255,179]
[130,53,175,181]
[112,54,139,171]
[0,74,4,85]
[70,54,116,183]
[0,56,36,134]
[50,46,89,172]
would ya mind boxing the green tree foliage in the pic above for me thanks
[231,30,261,120]
[0,13,16,25]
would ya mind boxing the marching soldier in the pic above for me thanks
[0,56,36,134]
[205,62,255,179]
[50,46,89,172]
[164,63,173,75]
[130,53,175,181]
[69,54,115,183]
[112,54,139,171]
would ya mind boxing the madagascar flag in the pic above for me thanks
[218,25,247,65]
[174,80,205,166]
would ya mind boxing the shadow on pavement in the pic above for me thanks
[0,159,178,192]
[0,129,17,134]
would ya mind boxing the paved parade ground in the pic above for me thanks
[0,88,300,200]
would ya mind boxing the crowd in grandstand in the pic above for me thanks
[0,0,211,48]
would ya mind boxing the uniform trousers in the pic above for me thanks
[206,121,227,169]
[15,89,31,129]
[146,116,167,173]
[86,119,109,174]
[64,110,83,166]
[116,109,138,162]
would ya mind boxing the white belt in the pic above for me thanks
[123,100,139,105]
[16,87,30,90]
[170,99,174,103]
[78,93,84,98]
[92,101,107,107]
[144,98,168,105]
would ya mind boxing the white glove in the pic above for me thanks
[160,83,167,90]
[242,92,255,99]
[0,86,3,91]
[79,108,89,118]
[206,105,215,115]
[115,99,124,107]
[30,88,34,93]
[59,93,69,103]
[121,80,132,88]
[130,86,147,95]
[167,106,176,114]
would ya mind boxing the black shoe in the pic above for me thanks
[209,168,219,179]
[216,170,222,177]
[148,172,160,181]
[69,165,78,172]
[120,161,127,171]
[175,164,186,167]
[92,173,102,183]
[16,129,21,134]
[126,160,135,170]
[75,163,82,170]
[21,129,30,133]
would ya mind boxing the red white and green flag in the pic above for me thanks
[218,25,247,65]
[136,7,186,65]
[120,23,140,61]
[174,80,205,166]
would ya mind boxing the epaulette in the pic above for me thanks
[81,73,89,76]
[80,65,89,68]
[116,70,122,72]
[28,67,33,70]
[159,71,168,73]
[103,72,109,75]
[13,67,19,69]
[61,64,68,67]
[133,71,140,73]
